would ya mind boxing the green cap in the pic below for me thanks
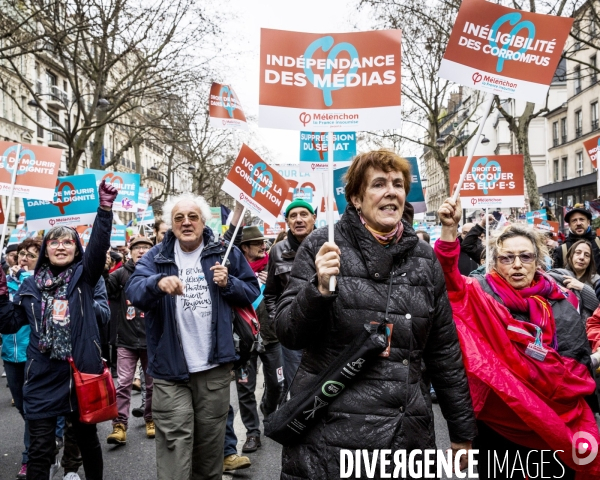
[285,199,315,217]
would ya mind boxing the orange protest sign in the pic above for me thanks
[439,0,572,103]
[0,141,62,200]
[533,218,559,235]
[449,155,525,208]
[264,222,286,237]
[221,144,290,224]
[259,29,401,131]
[584,135,600,169]
[209,82,248,130]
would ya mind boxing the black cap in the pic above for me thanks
[565,207,592,223]
[5,244,18,253]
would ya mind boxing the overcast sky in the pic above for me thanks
[217,0,376,163]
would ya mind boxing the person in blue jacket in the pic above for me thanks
[126,193,260,480]
[0,180,117,480]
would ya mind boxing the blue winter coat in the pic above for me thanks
[126,227,260,382]
[1,271,33,363]
[0,208,112,420]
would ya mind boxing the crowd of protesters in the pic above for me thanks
[1,152,600,479]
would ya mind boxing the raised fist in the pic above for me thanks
[99,179,119,209]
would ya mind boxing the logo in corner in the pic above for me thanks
[299,112,312,126]
[472,72,482,85]
[572,431,599,466]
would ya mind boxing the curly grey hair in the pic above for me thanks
[161,193,212,227]
[487,224,549,272]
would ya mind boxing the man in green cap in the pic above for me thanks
[264,199,316,390]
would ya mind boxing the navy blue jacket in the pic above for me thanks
[126,227,260,382]
[0,208,112,420]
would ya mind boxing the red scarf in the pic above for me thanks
[486,270,576,350]
[248,253,269,274]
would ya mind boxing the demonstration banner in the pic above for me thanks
[110,225,126,247]
[76,225,92,248]
[209,82,248,130]
[8,228,36,246]
[259,29,402,131]
[584,134,600,169]
[137,186,151,211]
[299,131,356,172]
[16,212,25,230]
[23,174,99,230]
[333,166,349,214]
[406,157,426,214]
[221,144,289,224]
[136,206,155,226]
[264,222,286,237]
[438,0,572,103]
[207,207,223,237]
[449,155,525,208]
[0,141,61,200]
[84,169,140,212]
[526,210,547,224]
[533,218,559,235]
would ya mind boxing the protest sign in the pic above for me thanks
[16,212,25,230]
[137,187,151,211]
[533,218,559,235]
[584,134,600,169]
[333,166,349,215]
[438,0,572,103]
[299,132,356,172]
[209,82,248,130]
[8,228,36,246]
[84,169,140,212]
[0,141,62,200]
[76,225,93,248]
[207,207,223,237]
[221,144,289,224]
[0,198,5,226]
[23,174,99,230]
[264,222,286,237]
[405,157,426,214]
[259,29,402,131]
[136,207,155,226]
[526,210,547,224]
[449,155,525,208]
[110,225,127,247]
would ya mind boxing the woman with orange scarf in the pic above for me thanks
[435,193,600,480]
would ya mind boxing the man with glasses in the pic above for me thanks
[126,194,259,480]
[234,226,284,455]
[554,205,600,273]
[264,199,316,390]
[106,236,156,445]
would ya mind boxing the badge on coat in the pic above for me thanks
[52,300,69,326]
[126,306,136,321]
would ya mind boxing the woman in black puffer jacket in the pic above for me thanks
[275,150,477,479]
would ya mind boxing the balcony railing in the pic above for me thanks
[552,138,559,147]
[575,127,582,138]
[561,135,567,144]
[592,119,599,131]
[49,85,68,106]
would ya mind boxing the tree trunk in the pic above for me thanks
[134,139,142,175]
[514,102,538,211]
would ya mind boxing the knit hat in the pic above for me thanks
[285,199,315,217]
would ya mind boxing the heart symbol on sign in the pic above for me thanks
[250,162,273,198]
[1,145,34,176]
[52,179,75,214]
[471,157,501,195]
[219,85,236,118]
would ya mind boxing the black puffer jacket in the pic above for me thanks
[275,207,477,479]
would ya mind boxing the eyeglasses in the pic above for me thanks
[46,239,77,249]
[132,245,150,251]
[18,251,38,260]
[247,241,265,247]
[173,213,201,224]
[497,252,536,265]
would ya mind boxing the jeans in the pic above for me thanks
[27,415,102,480]
[281,345,303,392]
[152,363,231,480]
[114,347,153,427]
[4,361,29,464]
[235,342,284,437]
[55,416,65,438]
[223,405,237,457]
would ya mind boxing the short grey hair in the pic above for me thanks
[487,224,549,271]
[162,193,211,227]
[44,226,78,242]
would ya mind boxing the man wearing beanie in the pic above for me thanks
[264,199,316,391]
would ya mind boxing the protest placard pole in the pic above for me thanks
[222,206,246,265]
[0,144,22,250]
[452,94,494,202]
[485,208,490,274]
[328,131,336,292]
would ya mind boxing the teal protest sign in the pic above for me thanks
[8,228,36,245]
[84,169,140,212]
[526,210,547,224]
[207,207,223,237]
[23,174,99,230]
[136,206,155,225]
[406,157,426,214]
[299,132,356,174]
[333,167,349,214]
[110,225,127,247]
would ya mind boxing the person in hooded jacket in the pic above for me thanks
[553,206,600,273]
[0,180,117,480]
[274,150,476,479]
[105,236,155,446]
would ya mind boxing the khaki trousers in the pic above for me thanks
[152,363,232,480]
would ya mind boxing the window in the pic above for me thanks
[576,151,584,177]
[36,110,44,139]
[575,66,582,93]
[561,117,567,144]
[46,71,57,88]
[552,121,559,147]
[553,159,559,182]
[592,102,599,131]
[574,21,581,50]
[562,156,568,180]
[575,110,583,138]
[11,89,16,122]
[591,55,598,84]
